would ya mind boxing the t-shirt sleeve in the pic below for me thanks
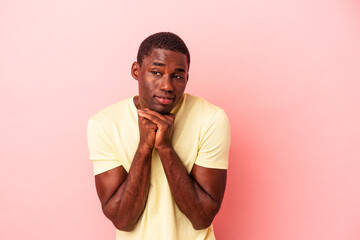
[87,118,122,175]
[195,109,231,169]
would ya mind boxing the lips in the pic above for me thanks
[154,96,175,105]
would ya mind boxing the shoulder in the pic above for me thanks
[182,93,228,120]
[88,97,134,126]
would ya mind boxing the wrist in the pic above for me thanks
[137,143,154,154]
[155,143,173,153]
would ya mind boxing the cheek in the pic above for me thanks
[175,81,187,92]
[139,81,154,97]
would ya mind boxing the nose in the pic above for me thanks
[160,75,174,92]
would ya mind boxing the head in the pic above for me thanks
[136,32,190,68]
[131,32,190,114]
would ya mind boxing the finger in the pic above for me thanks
[138,111,165,125]
[139,115,158,125]
[138,109,169,123]
[164,114,175,121]
[141,109,175,125]
[140,109,168,121]
[138,117,158,132]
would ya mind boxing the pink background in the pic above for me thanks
[1,0,360,239]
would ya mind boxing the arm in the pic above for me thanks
[158,148,227,230]
[94,115,157,231]
[138,109,227,230]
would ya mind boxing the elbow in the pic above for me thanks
[109,213,138,232]
[103,205,138,232]
[191,211,216,230]
[192,218,213,230]
[191,203,220,230]
[113,221,136,232]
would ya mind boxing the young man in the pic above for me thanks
[87,32,230,240]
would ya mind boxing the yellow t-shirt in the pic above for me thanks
[87,93,231,240]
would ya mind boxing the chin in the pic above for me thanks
[151,105,173,114]
[156,108,172,114]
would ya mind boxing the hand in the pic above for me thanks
[137,111,158,151]
[137,109,175,150]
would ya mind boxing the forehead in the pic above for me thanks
[142,48,188,69]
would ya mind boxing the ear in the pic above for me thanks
[131,62,140,80]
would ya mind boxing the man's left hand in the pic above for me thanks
[137,109,175,150]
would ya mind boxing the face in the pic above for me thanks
[131,48,189,114]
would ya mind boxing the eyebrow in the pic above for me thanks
[152,62,186,73]
[153,62,165,66]
[175,68,185,73]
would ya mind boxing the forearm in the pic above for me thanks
[104,145,152,231]
[157,147,220,230]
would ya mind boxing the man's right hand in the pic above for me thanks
[138,110,158,151]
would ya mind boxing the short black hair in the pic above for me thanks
[137,32,190,67]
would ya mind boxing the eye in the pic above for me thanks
[173,75,183,79]
[151,71,161,75]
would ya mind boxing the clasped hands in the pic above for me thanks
[137,108,175,151]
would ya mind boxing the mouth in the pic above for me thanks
[154,96,175,105]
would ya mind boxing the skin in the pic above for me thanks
[94,48,227,231]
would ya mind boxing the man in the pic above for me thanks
[87,32,230,240]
